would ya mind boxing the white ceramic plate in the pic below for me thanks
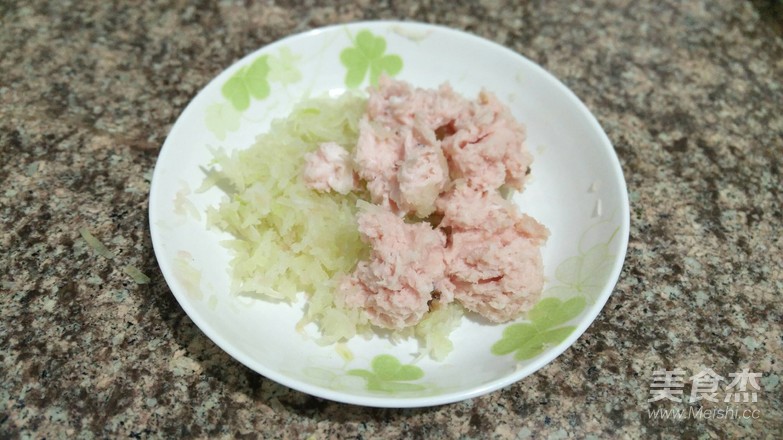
[149,21,630,408]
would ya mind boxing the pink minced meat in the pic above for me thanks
[302,142,356,194]
[442,90,533,191]
[338,204,453,330]
[440,185,549,322]
[436,181,521,231]
[397,143,449,217]
[353,78,458,216]
[307,77,548,327]
[307,77,533,215]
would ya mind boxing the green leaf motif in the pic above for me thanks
[548,227,619,300]
[491,297,586,360]
[347,354,425,393]
[205,102,241,140]
[221,55,271,111]
[372,354,424,381]
[528,297,586,330]
[268,47,302,85]
[340,30,403,88]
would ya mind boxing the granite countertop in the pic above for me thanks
[2,0,782,438]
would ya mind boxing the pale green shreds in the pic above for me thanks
[79,228,114,259]
[124,265,151,284]
[207,92,463,360]
[414,302,463,361]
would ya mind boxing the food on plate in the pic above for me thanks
[440,183,549,323]
[302,142,357,195]
[206,93,368,332]
[338,201,452,330]
[208,77,547,360]
[306,77,548,326]
[345,77,533,217]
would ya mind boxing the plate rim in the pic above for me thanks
[148,19,631,408]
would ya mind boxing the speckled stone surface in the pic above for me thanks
[2,0,782,438]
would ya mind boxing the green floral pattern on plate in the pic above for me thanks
[206,32,402,139]
[340,29,403,88]
[348,355,425,392]
[218,47,305,113]
[206,47,305,138]
[268,47,303,85]
[546,227,619,301]
[491,222,619,360]
[297,353,438,396]
[491,297,586,360]
[204,102,241,141]
[221,55,271,111]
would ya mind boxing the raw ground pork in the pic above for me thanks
[304,77,548,329]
